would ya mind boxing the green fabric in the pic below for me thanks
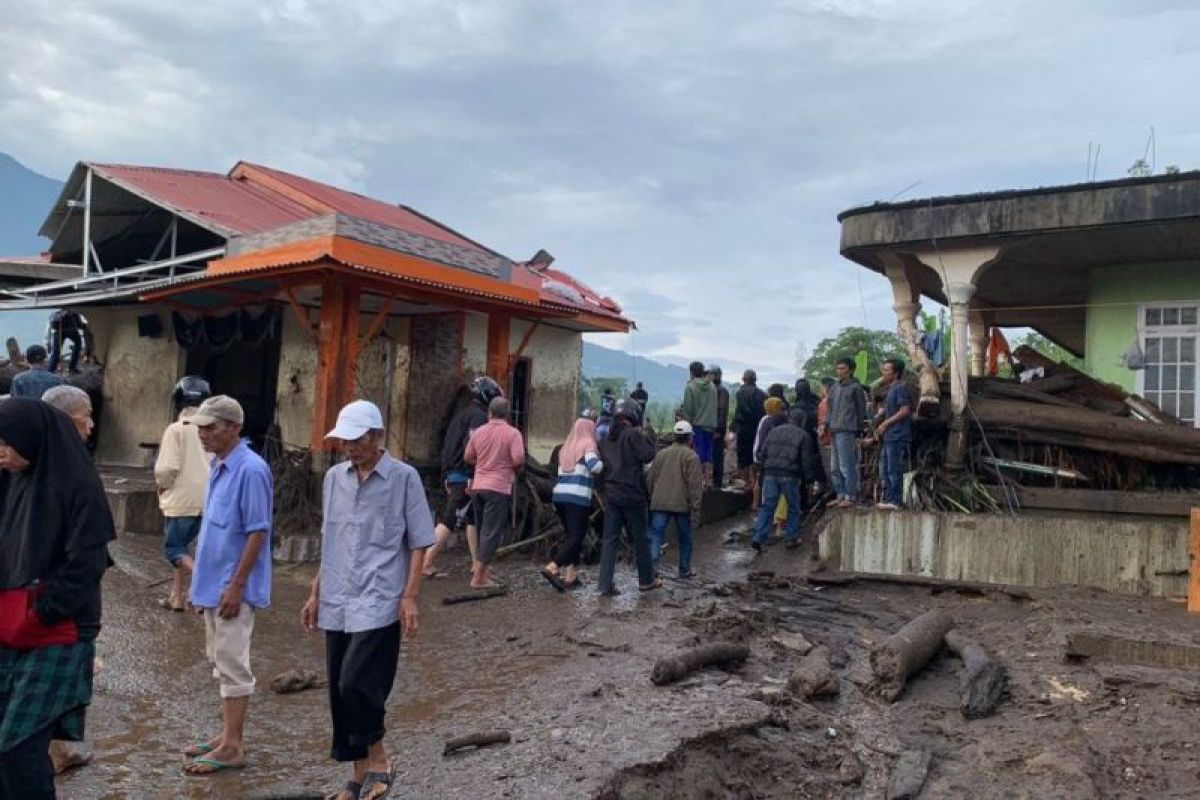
[646,443,705,518]
[680,378,718,430]
[0,641,94,752]
[854,351,869,383]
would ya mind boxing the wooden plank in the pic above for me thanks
[982,486,1200,518]
[1191,508,1200,614]
[1066,631,1200,671]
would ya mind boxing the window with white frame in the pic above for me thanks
[1139,302,1199,426]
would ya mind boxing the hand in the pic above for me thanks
[465,480,474,496]
[400,596,419,640]
[300,593,319,633]
[218,583,244,620]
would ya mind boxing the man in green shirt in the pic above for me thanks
[680,361,717,487]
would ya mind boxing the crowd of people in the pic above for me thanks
[0,346,912,797]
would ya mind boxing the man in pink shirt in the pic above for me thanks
[463,396,526,589]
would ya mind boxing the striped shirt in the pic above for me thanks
[553,451,603,506]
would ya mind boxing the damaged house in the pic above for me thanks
[0,161,631,546]
[828,170,1200,599]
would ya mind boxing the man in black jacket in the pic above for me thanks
[751,408,819,550]
[596,399,659,595]
[709,365,729,489]
[423,376,501,577]
[732,370,767,485]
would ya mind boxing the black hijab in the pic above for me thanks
[0,398,115,589]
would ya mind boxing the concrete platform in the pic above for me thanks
[817,509,1189,598]
[99,465,163,537]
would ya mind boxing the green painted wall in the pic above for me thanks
[1086,262,1200,391]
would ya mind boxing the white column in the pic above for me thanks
[969,308,989,377]
[881,254,940,412]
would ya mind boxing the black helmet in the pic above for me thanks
[613,398,642,426]
[469,375,503,405]
[173,375,211,408]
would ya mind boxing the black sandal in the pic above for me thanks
[325,781,361,800]
[361,761,394,799]
[540,568,566,593]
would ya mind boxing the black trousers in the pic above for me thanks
[0,723,55,799]
[552,502,591,567]
[49,330,82,374]
[712,429,726,488]
[326,622,401,762]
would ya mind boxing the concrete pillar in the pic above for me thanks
[912,246,1001,468]
[881,254,940,413]
[969,308,989,377]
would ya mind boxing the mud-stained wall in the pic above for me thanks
[356,317,411,457]
[510,320,582,461]
[87,306,182,466]
[404,313,464,463]
[462,311,487,377]
[275,309,318,450]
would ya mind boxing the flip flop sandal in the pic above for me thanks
[325,780,362,800]
[360,760,395,799]
[638,579,663,592]
[158,598,185,613]
[183,756,246,775]
[540,568,566,593]
[421,570,448,579]
[182,741,215,757]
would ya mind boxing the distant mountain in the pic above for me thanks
[583,341,692,404]
[0,152,63,347]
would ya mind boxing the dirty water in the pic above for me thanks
[60,512,1200,799]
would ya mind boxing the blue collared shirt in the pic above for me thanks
[10,366,65,399]
[318,452,436,633]
[190,440,274,609]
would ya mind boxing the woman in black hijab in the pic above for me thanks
[0,398,114,798]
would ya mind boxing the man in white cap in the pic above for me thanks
[646,420,705,579]
[182,395,274,776]
[301,400,435,800]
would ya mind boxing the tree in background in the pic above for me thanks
[802,326,906,384]
[579,376,629,412]
[1010,331,1083,369]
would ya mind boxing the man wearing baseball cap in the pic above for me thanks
[183,395,274,776]
[646,420,705,579]
[301,400,436,800]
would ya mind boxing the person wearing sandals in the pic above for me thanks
[541,417,603,592]
[646,420,704,579]
[463,396,526,589]
[183,395,273,776]
[596,398,660,595]
[154,376,213,613]
[301,400,435,800]
[0,399,114,798]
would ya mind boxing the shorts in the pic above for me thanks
[203,603,256,698]
[692,427,714,464]
[473,490,511,564]
[439,481,471,528]
[163,516,201,567]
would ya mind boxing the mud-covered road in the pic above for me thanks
[62,511,1200,799]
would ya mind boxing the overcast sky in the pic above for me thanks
[3,0,1199,378]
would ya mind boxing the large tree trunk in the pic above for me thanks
[871,609,954,701]
[986,428,1200,466]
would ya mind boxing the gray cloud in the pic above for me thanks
[2,1,1199,374]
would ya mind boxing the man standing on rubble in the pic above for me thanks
[733,369,767,502]
[827,357,868,508]
[709,365,730,489]
[302,400,435,800]
[868,358,914,510]
[464,396,526,589]
[423,377,502,578]
[681,361,718,487]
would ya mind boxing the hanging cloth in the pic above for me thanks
[986,328,1014,376]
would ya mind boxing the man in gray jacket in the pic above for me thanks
[827,357,869,508]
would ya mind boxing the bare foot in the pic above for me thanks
[50,741,93,774]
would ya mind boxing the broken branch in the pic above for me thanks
[651,642,749,686]
[944,630,1007,718]
[870,609,954,701]
[442,730,512,756]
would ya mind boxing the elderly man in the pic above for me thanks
[182,395,273,776]
[463,396,525,589]
[42,385,93,441]
[10,345,65,399]
[301,400,435,800]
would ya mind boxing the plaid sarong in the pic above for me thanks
[0,641,94,752]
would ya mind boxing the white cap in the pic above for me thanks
[325,400,384,440]
[673,420,693,435]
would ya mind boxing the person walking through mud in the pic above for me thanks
[183,395,273,776]
[423,376,501,579]
[732,370,767,498]
[541,417,603,592]
[680,361,718,487]
[647,420,704,579]
[596,399,660,595]
[154,377,213,613]
[11,345,65,399]
[301,400,435,800]
[0,398,115,799]
[464,396,526,590]
[752,408,820,551]
[827,357,869,508]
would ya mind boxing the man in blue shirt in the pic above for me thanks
[870,359,914,510]
[182,395,273,776]
[10,345,65,399]
[302,400,435,800]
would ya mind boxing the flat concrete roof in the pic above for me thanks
[838,172,1200,355]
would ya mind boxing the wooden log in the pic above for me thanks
[870,610,954,701]
[1026,372,1082,394]
[971,397,1200,455]
[887,750,932,800]
[442,586,508,605]
[806,570,1032,601]
[650,643,749,686]
[442,730,512,756]
[1013,346,1129,404]
[785,646,839,699]
[944,631,1007,719]
[1066,631,1200,670]
[984,426,1200,465]
[974,380,1087,410]
[982,486,1200,518]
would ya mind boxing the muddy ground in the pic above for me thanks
[61,510,1200,799]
